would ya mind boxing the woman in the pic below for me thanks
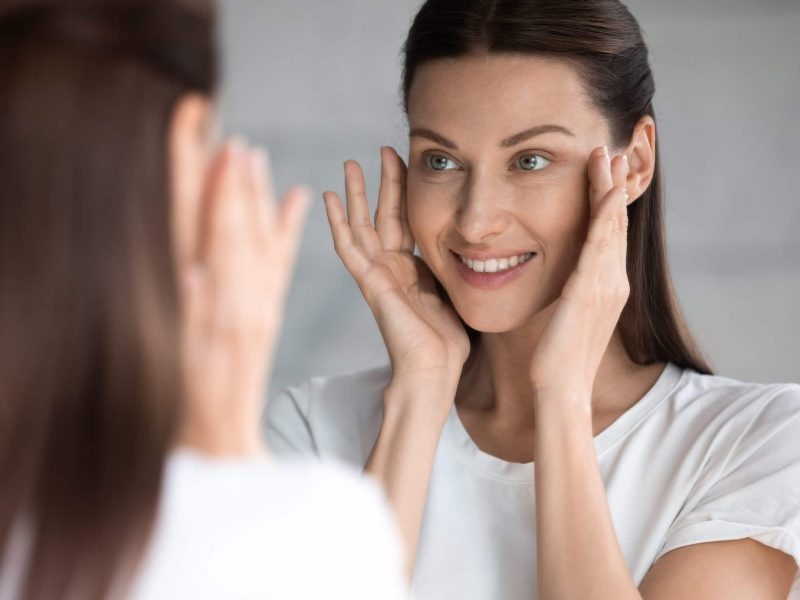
[0,1,405,598]
[265,1,800,598]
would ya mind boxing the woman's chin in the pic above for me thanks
[457,307,529,334]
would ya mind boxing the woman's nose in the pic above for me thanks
[454,174,511,244]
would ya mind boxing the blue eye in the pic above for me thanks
[426,154,459,171]
[516,154,550,171]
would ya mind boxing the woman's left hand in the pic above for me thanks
[180,140,310,456]
[529,145,631,400]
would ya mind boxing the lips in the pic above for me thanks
[450,250,536,290]
[458,252,535,273]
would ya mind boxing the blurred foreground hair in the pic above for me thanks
[0,1,216,597]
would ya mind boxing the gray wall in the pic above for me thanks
[217,0,800,397]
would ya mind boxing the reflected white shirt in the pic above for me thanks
[266,362,800,599]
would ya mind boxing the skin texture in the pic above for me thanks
[323,53,798,596]
[169,95,310,457]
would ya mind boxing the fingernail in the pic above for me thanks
[622,154,629,164]
[230,138,248,161]
[182,268,203,294]
[601,145,609,157]
[249,149,260,171]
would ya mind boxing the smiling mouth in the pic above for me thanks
[456,251,536,273]
[449,249,537,291]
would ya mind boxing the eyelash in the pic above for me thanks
[422,151,552,173]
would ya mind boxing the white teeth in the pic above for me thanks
[459,252,534,273]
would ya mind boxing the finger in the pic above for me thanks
[610,153,630,197]
[242,147,269,248]
[618,200,629,273]
[587,145,613,217]
[207,140,249,288]
[577,185,629,276]
[610,154,630,272]
[179,263,210,338]
[275,185,311,267]
[344,160,382,257]
[251,147,277,231]
[322,190,372,279]
[195,141,231,267]
[375,146,406,252]
[396,152,415,253]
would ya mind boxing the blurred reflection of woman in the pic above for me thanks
[0,1,405,599]
[266,1,800,598]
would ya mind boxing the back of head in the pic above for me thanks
[402,0,712,374]
[0,1,216,597]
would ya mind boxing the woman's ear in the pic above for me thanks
[623,115,656,206]
[169,93,215,271]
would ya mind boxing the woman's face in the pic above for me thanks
[406,53,621,333]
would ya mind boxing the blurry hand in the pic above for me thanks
[179,139,310,456]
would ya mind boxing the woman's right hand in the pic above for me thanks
[323,146,469,390]
[325,148,468,575]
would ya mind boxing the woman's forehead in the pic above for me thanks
[407,53,601,140]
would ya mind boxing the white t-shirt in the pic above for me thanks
[265,362,800,600]
[132,451,407,600]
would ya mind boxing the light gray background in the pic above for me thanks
[217,0,800,397]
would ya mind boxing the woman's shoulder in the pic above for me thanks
[134,451,405,599]
[654,372,800,574]
[669,365,800,414]
[272,363,393,416]
[264,364,392,462]
[155,451,386,529]
[277,365,392,411]
[162,448,382,502]
[667,365,800,453]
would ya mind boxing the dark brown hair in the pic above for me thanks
[402,0,712,375]
[0,1,216,598]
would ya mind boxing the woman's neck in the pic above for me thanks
[456,315,665,426]
[453,317,666,463]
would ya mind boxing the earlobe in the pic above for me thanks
[623,115,656,205]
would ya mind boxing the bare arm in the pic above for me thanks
[534,391,640,599]
[364,379,456,577]
[531,146,798,599]
[322,147,469,579]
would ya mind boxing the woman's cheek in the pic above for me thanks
[405,181,424,241]
[406,185,439,253]
[510,188,581,243]
[407,175,450,224]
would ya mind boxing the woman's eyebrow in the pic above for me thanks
[409,128,457,149]
[502,124,575,147]
[409,124,575,150]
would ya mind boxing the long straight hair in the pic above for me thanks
[402,0,712,375]
[0,1,217,598]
